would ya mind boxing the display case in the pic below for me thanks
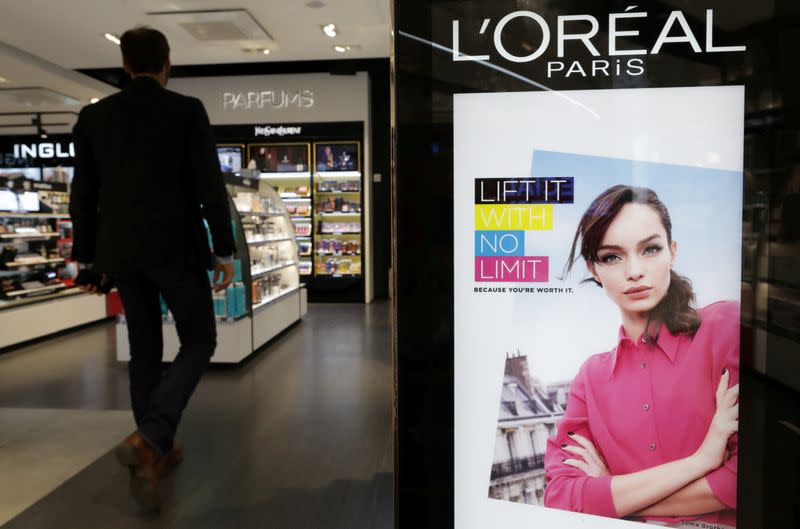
[247,143,314,278]
[0,175,77,302]
[312,141,363,278]
[0,177,107,349]
[210,122,368,302]
[116,169,307,364]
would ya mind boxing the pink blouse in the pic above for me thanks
[544,301,740,526]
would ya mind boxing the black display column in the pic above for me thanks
[393,2,800,529]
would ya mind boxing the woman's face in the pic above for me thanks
[588,203,676,317]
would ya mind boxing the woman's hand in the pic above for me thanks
[562,432,610,477]
[694,369,738,472]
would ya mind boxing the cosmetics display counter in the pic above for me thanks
[0,189,107,349]
[116,170,307,364]
[247,143,315,278]
[246,142,364,280]
[213,127,368,302]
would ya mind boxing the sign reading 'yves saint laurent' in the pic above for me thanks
[253,125,303,138]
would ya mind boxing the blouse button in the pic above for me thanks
[649,443,657,451]
[641,361,647,369]
[643,403,650,411]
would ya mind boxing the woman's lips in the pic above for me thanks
[624,286,652,300]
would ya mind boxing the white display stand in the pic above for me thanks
[116,286,307,364]
[116,176,307,364]
[0,289,107,349]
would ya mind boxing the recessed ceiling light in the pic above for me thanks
[90,97,100,104]
[322,24,337,38]
[334,45,347,53]
[104,33,121,45]
[263,49,270,55]
[306,0,325,7]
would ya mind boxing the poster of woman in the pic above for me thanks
[454,86,744,529]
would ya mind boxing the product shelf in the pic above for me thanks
[252,285,300,312]
[315,171,362,178]
[0,287,82,311]
[239,211,285,218]
[5,257,66,267]
[260,172,311,179]
[1,232,60,239]
[0,213,70,219]
[250,261,298,278]
[246,236,294,246]
[315,212,361,217]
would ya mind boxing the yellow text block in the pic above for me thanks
[474,204,554,230]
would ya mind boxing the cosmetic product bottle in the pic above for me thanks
[234,282,246,316]
[225,285,236,319]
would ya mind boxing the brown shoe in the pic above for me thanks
[114,431,159,469]
[114,432,162,511]
[115,432,183,477]
[155,442,184,478]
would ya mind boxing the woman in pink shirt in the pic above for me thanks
[543,185,739,528]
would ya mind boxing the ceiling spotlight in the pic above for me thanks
[334,45,347,53]
[263,49,270,55]
[90,97,100,104]
[40,129,48,139]
[322,24,337,38]
[104,33,121,45]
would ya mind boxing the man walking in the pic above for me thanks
[69,26,235,510]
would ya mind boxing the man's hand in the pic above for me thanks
[212,261,234,292]
[75,268,111,295]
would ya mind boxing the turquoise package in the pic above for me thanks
[212,290,227,318]
[225,285,237,318]
[234,282,246,316]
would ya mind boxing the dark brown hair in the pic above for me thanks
[564,185,701,338]
[120,27,170,74]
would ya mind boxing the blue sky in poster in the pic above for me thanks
[509,150,743,384]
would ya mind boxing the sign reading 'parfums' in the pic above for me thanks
[474,177,572,282]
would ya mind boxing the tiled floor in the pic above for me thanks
[0,302,393,529]
[0,408,132,525]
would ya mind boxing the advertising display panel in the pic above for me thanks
[394,2,800,529]
[455,87,743,529]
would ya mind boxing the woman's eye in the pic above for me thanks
[643,245,662,255]
[600,254,620,263]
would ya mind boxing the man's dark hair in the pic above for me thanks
[120,27,170,74]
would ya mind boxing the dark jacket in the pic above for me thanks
[69,76,235,273]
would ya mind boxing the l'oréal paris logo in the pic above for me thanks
[254,126,303,138]
[452,8,746,79]
[223,90,314,110]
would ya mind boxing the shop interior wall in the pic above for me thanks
[80,59,392,300]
